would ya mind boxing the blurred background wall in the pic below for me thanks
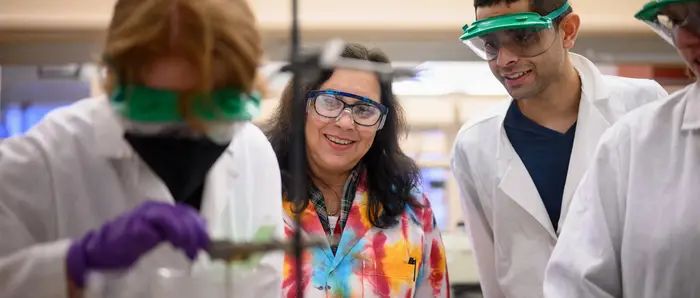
[0,0,692,295]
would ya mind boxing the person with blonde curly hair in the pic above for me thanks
[0,0,283,297]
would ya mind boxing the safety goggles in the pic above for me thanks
[110,85,261,123]
[459,1,570,61]
[307,89,388,129]
[636,0,700,46]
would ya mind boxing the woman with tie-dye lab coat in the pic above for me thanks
[265,43,450,298]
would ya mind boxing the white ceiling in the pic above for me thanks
[0,34,681,66]
[0,0,653,35]
[0,33,682,106]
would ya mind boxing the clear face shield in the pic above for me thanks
[459,2,570,61]
[636,0,700,46]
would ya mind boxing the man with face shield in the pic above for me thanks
[637,0,700,47]
[544,1,700,297]
[450,1,669,297]
[461,1,569,63]
[0,0,283,297]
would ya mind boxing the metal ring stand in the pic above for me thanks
[285,49,415,297]
[207,0,417,296]
[283,0,417,295]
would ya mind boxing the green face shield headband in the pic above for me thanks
[110,85,261,123]
[459,1,570,61]
[636,0,700,46]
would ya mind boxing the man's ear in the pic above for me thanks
[559,13,581,49]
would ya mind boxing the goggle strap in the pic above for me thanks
[546,1,570,20]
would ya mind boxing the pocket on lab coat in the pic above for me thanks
[361,260,417,297]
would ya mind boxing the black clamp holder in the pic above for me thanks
[281,5,416,297]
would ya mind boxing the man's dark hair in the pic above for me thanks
[265,43,422,229]
[474,0,573,25]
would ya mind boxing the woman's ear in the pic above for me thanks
[559,13,581,50]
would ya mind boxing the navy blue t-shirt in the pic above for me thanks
[504,101,576,231]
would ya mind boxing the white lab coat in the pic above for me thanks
[0,97,284,298]
[544,82,700,298]
[450,53,668,298]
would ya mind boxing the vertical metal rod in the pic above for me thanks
[225,265,231,298]
[0,65,3,128]
[289,0,306,296]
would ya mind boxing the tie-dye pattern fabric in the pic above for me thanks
[281,172,450,298]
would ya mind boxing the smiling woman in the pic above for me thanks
[265,43,450,297]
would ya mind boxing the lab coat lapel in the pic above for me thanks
[497,126,558,239]
[134,166,174,203]
[282,199,334,260]
[331,188,371,269]
[92,98,174,206]
[557,56,611,231]
[200,149,239,240]
[681,83,700,130]
[557,101,608,231]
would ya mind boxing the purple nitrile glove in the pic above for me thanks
[66,201,210,288]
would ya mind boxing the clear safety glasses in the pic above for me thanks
[636,0,700,46]
[307,89,388,129]
[460,2,570,61]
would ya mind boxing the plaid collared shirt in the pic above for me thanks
[309,164,363,255]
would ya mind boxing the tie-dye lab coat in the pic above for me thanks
[281,176,450,298]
